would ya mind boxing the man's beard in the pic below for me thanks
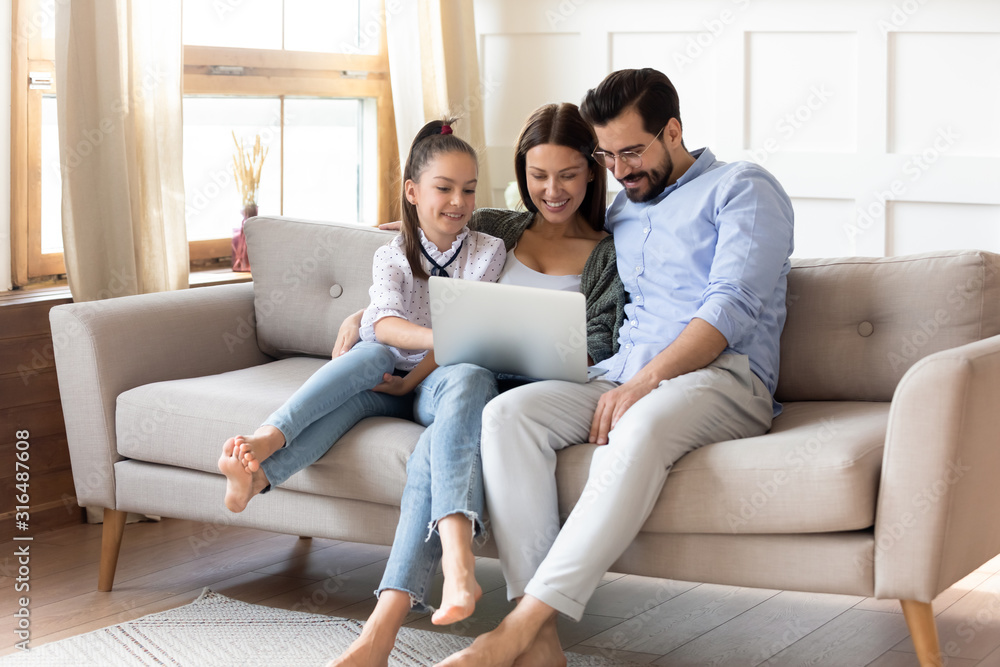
[621,152,673,203]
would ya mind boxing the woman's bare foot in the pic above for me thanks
[218,446,269,513]
[235,425,286,472]
[432,555,482,625]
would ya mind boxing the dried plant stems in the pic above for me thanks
[232,131,268,209]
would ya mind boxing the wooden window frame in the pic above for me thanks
[10,0,399,285]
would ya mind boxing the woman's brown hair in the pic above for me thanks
[400,118,478,281]
[514,103,606,232]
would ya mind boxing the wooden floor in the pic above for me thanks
[3,519,1000,665]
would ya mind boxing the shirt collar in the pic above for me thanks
[418,227,469,262]
[646,147,717,205]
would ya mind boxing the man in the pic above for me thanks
[439,68,794,667]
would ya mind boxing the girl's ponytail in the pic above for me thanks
[400,118,477,281]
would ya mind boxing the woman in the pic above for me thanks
[330,103,625,667]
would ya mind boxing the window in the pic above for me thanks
[10,0,398,285]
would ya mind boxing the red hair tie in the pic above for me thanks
[441,124,453,135]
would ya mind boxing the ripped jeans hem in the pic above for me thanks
[425,510,487,546]
[373,586,431,613]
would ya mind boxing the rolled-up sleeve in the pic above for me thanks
[693,167,795,348]
[360,245,411,342]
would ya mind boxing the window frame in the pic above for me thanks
[10,0,400,285]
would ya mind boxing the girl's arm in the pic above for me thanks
[372,316,434,351]
[372,351,437,396]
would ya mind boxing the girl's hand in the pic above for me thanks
[333,309,365,358]
[378,221,402,231]
[373,372,413,396]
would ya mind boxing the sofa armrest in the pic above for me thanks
[874,333,1000,601]
[50,283,272,508]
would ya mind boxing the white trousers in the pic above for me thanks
[481,354,774,620]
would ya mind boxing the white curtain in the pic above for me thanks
[55,0,187,302]
[386,0,493,206]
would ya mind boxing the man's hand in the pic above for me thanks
[373,372,413,396]
[333,309,365,358]
[378,221,402,231]
[589,373,659,445]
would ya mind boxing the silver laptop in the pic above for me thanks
[429,276,595,383]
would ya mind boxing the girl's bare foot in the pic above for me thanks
[326,590,410,667]
[236,425,286,472]
[218,447,269,513]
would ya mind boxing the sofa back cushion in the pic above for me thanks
[245,216,393,358]
[776,250,1000,402]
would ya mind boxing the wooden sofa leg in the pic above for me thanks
[98,508,128,592]
[901,600,942,667]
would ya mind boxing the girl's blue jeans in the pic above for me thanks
[256,341,498,611]
[375,362,497,611]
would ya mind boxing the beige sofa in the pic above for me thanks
[51,216,1000,666]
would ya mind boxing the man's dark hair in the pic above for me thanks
[580,68,682,136]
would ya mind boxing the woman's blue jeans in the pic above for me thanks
[259,342,410,490]
[375,362,498,611]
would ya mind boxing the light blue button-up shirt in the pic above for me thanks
[595,148,794,414]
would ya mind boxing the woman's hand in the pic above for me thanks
[333,309,365,358]
[372,372,413,396]
[378,221,402,231]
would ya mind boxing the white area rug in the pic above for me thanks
[3,590,638,666]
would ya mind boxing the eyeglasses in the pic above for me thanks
[591,126,665,170]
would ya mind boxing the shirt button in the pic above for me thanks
[625,343,632,349]
[635,296,643,303]
[635,266,641,273]
[642,227,649,234]
[631,320,637,326]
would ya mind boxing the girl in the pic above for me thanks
[218,118,505,629]
[330,103,624,667]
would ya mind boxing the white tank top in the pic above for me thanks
[497,245,582,292]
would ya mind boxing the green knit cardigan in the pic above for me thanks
[470,208,626,365]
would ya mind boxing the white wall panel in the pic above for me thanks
[609,32,719,150]
[790,198,857,258]
[480,33,589,148]
[746,32,858,154]
[889,202,1000,255]
[890,33,1000,157]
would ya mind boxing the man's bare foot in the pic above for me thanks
[432,557,482,625]
[512,617,565,667]
[218,448,268,513]
[435,596,556,667]
[235,425,286,472]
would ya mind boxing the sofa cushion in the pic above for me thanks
[777,251,1000,402]
[556,401,889,535]
[244,216,394,359]
[116,357,424,506]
